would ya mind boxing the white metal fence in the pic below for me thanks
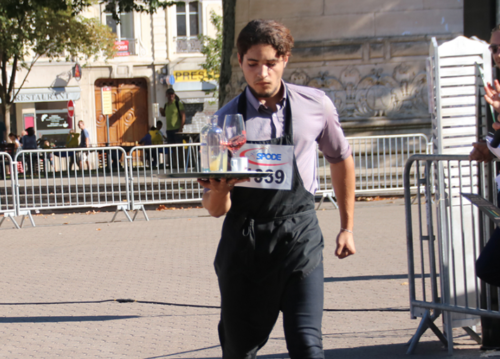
[316,134,430,207]
[127,143,203,220]
[0,133,429,228]
[13,147,130,218]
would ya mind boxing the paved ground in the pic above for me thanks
[0,198,497,358]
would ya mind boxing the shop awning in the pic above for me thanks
[173,81,217,92]
[7,87,81,103]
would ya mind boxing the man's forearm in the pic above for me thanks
[202,190,232,218]
[330,155,355,230]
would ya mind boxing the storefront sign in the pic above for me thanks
[101,87,113,115]
[173,70,218,82]
[37,113,70,130]
[14,90,80,103]
[153,103,160,118]
[114,40,130,56]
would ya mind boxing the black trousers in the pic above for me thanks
[218,262,324,359]
[476,227,500,287]
[166,130,183,144]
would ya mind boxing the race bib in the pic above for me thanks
[234,144,294,190]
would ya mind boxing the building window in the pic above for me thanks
[177,2,199,37]
[176,1,201,53]
[106,12,135,56]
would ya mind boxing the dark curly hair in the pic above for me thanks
[237,19,294,59]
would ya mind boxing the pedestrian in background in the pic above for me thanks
[77,120,90,170]
[160,88,185,144]
[21,127,37,174]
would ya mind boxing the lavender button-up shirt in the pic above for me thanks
[216,82,351,194]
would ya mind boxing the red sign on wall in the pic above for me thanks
[67,100,75,118]
[114,40,130,56]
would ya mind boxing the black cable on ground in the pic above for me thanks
[0,299,409,312]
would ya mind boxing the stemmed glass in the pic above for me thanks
[222,114,247,170]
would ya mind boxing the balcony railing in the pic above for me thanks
[176,37,202,53]
[114,38,148,57]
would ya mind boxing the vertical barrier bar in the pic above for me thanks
[404,156,418,316]
[417,160,428,302]
[0,153,17,225]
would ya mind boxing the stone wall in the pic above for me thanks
[229,0,464,137]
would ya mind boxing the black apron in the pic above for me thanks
[215,85,324,290]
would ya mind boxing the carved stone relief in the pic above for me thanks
[224,63,429,121]
[292,64,428,119]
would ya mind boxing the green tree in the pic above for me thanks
[198,10,222,100]
[0,0,116,138]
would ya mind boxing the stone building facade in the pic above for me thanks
[10,0,222,147]
[228,0,464,137]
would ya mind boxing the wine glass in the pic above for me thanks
[223,114,246,155]
[223,114,247,171]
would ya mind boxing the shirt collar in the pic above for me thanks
[245,80,287,112]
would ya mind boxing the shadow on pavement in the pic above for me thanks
[324,273,431,282]
[154,341,482,359]
[0,315,140,323]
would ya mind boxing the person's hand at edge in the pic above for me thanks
[469,141,494,162]
[335,230,356,259]
[485,80,500,113]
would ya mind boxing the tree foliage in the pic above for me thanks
[71,0,180,21]
[0,0,116,137]
[0,0,236,137]
[198,10,222,99]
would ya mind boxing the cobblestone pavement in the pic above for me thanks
[0,199,495,358]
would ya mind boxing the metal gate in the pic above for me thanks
[404,154,500,354]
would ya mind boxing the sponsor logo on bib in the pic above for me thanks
[240,148,288,167]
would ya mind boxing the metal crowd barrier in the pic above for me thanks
[0,152,19,228]
[127,143,203,220]
[2,133,431,228]
[13,147,130,225]
[404,154,500,354]
[316,134,430,208]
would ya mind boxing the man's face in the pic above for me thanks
[490,31,500,67]
[238,44,288,99]
[78,122,83,130]
[167,92,176,103]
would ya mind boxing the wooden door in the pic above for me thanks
[95,78,149,146]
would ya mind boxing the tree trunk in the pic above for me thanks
[0,102,10,141]
[219,0,236,109]
[4,105,11,140]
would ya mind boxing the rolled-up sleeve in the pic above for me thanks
[317,95,351,164]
